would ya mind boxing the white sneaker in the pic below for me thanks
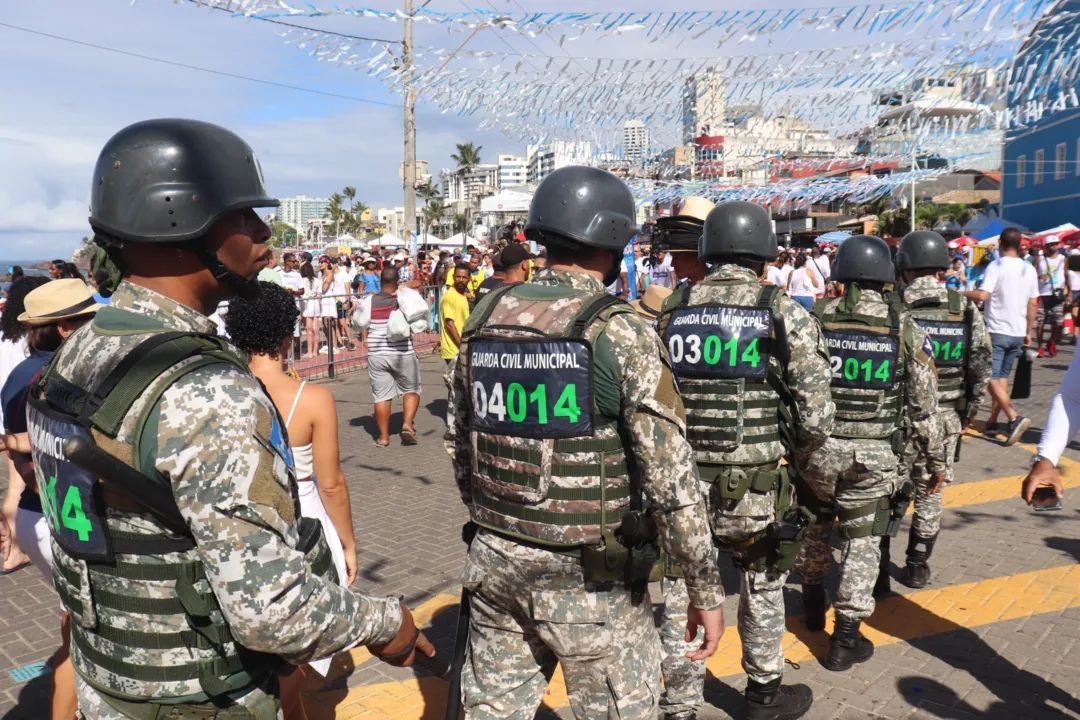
[318,345,329,354]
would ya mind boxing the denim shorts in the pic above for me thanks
[990,333,1025,380]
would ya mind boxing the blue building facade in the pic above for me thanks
[1002,1,1080,230]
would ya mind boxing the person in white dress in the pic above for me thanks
[226,281,358,715]
[300,258,322,358]
[318,256,342,352]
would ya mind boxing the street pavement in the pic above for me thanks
[2,346,1080,720]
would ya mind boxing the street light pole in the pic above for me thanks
[403,0,417,247]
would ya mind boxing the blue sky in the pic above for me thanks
[0,0,1025,260]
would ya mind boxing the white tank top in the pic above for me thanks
[285,382,314,480]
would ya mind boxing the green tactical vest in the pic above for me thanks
[459,283,633,548]
[904,288,971,409]
[26,307,335,705]
[814,294,907,441]
[655,282,794,469]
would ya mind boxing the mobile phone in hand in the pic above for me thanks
[1032,486,1063,512]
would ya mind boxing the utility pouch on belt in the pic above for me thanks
[891,429,906,456]
[297,517,340,586]
[884,481,916,537]
[739,506,814,573]
[581,528,628,584]
[838,481,915,539]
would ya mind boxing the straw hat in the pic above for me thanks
[669,197,715,224]
[630,284,673,320]
[18,279,102,326]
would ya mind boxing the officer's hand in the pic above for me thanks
[371,604,436,668]
[685,606,725,662]
[926,475,948,496]
[343,545,358,587]
[1022,459,1064,505]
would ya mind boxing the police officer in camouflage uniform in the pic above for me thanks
[445,166,725,719]
[27,119,432,719]
[656,202,835,720]
[888,231,991,589]
[796,235,946,672]
[650,195,714,720]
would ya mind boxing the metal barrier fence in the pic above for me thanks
[282,287,444,381]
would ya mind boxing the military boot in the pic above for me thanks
[744,678,813,720]
[901,532,938,589]
[872,536,892,598]
[802,583,827,632]
[825,616,874,671]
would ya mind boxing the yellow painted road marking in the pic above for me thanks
[310,459,1080,717]
[311,563,1080,718]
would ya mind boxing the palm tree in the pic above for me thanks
[453,213,469,235]
[343,186,356,215]
[451,142,483,245]
[416,179,441,245]
[425,199,447,239]
[325,193,345,239]
[353,200,370,235]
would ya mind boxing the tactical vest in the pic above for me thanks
[26,307,336,706]
[655,283,792,468]
[460,283,633,548]
[814,296,906,441]
[905,288,972,411]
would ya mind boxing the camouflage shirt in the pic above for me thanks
[445,269,725,609]
[819,286,948,477]
[51,281,400,697]
[901,275,993,421]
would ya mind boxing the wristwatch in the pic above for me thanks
[1031,453,1056,469]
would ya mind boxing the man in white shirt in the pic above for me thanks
[648,250,676,289]
[281,252,304,357]
[964,228,1039,446]
[1034,236,1067,357]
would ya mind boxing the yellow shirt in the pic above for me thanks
[446,268,486,294]
[440,287,471,360]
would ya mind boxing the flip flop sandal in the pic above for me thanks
[401,428,418,445]
[0,561,31,576]
[374,440,390,448]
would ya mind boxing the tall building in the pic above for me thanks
[623,120,651,163]
[498,154,527,188]
[525,141,595,184]
[1002,1,1080,230]
[275,194,330,229]
[682,67,726,144]
[439,164,499,206]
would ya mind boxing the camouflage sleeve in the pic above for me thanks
[779,296,835,455]
[601,313,724,610]
[903,319,948,478]
[444,351,473,506]
[156,366,402,664]
[965,300,993,421]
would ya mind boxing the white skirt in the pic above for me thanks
[297,478,350,676]
[302,298,320,318]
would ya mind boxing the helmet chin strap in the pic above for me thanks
[189,243,261,301]
[602,250,624,287]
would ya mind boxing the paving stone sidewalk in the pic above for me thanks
[2,347,1079,719]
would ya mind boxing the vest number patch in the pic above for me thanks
[663,306,772,379]
[468,338,594,438]
[26,403,112,562]
[825,331,900,390]
[916,320,968,368]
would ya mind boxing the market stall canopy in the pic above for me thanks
[1029,224,1080,248]
[817,231,852,245]
[375,233,405,247]
[878,98,991,122]
[480,190,533,214]
[972,220,1029,242]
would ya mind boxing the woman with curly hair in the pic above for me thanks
[0,276,49,572]
[225,283,356,698]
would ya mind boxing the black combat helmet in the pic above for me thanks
[699,201,778,262]
[525,166,637,252]
[832,235,895,284]
[896,230,950,272]
[90,119,279,244]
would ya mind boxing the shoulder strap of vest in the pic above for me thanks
[461,283,518,340]
[811,297,831,319]
[568,293,629,339]
[947,288,964,315]
[74,331,247,438]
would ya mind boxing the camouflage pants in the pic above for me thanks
[657,577,705,719]
[75,674,282,719]
[461,531,661,720]
[903,410,962,538]
[795,437,898,622]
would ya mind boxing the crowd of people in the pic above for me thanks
[1,117,1078,720]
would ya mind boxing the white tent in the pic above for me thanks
[480,190,533,214]
[374,233,405,247]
